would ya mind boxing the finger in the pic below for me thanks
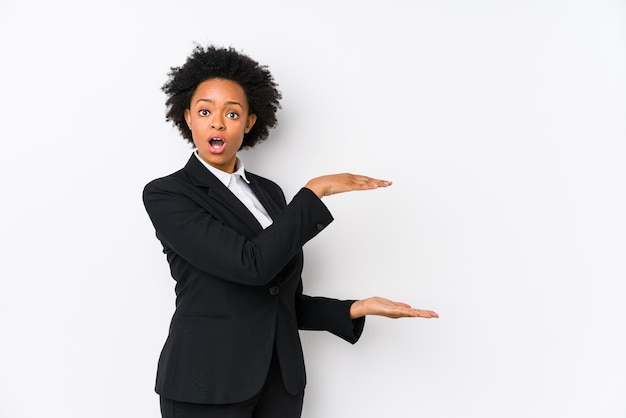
[386,306,420,318]
[360,177,392,189]
[349,175,392,190]
[414,309,439,318]
[391,308,438,319]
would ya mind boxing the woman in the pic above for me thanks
[143,44,438,418]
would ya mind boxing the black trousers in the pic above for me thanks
[160,349,305,418]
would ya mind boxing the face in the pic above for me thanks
[184,78,257,173]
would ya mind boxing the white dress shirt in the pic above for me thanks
[194,152,274,229]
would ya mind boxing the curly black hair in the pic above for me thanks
[162,45,282,149]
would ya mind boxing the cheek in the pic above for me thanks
[189,125,204,144]
[189,118,205,135]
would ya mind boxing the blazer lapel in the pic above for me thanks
[183,155,264,234]
[246,174,282,221]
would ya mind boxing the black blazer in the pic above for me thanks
[143,154,365,404]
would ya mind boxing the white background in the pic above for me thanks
[1,1,624,417]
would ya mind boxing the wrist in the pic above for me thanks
[304,178,326,199]
[350,300,366,319]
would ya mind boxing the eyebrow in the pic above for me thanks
[194,98,243,108]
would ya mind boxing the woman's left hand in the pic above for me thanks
[350,297,439,319]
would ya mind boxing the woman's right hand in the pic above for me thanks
[304,173,392,199]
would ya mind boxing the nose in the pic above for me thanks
[210,115,225,130]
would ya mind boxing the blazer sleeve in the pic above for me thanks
[143,179,333,287]
[295,281,366,344]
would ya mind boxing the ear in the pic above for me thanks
[184,109,191,129]
[245,113,257,133]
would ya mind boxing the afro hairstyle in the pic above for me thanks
[162,45,282,149]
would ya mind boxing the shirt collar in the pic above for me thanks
[193,152,250,187]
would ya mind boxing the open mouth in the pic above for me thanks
[209,138,225,149]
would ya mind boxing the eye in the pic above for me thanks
[226,111,239,119]
[199,109,210,116]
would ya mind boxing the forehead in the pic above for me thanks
[191,78,248,106]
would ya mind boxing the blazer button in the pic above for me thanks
[316,223,325,231]
[269,286,279,296]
